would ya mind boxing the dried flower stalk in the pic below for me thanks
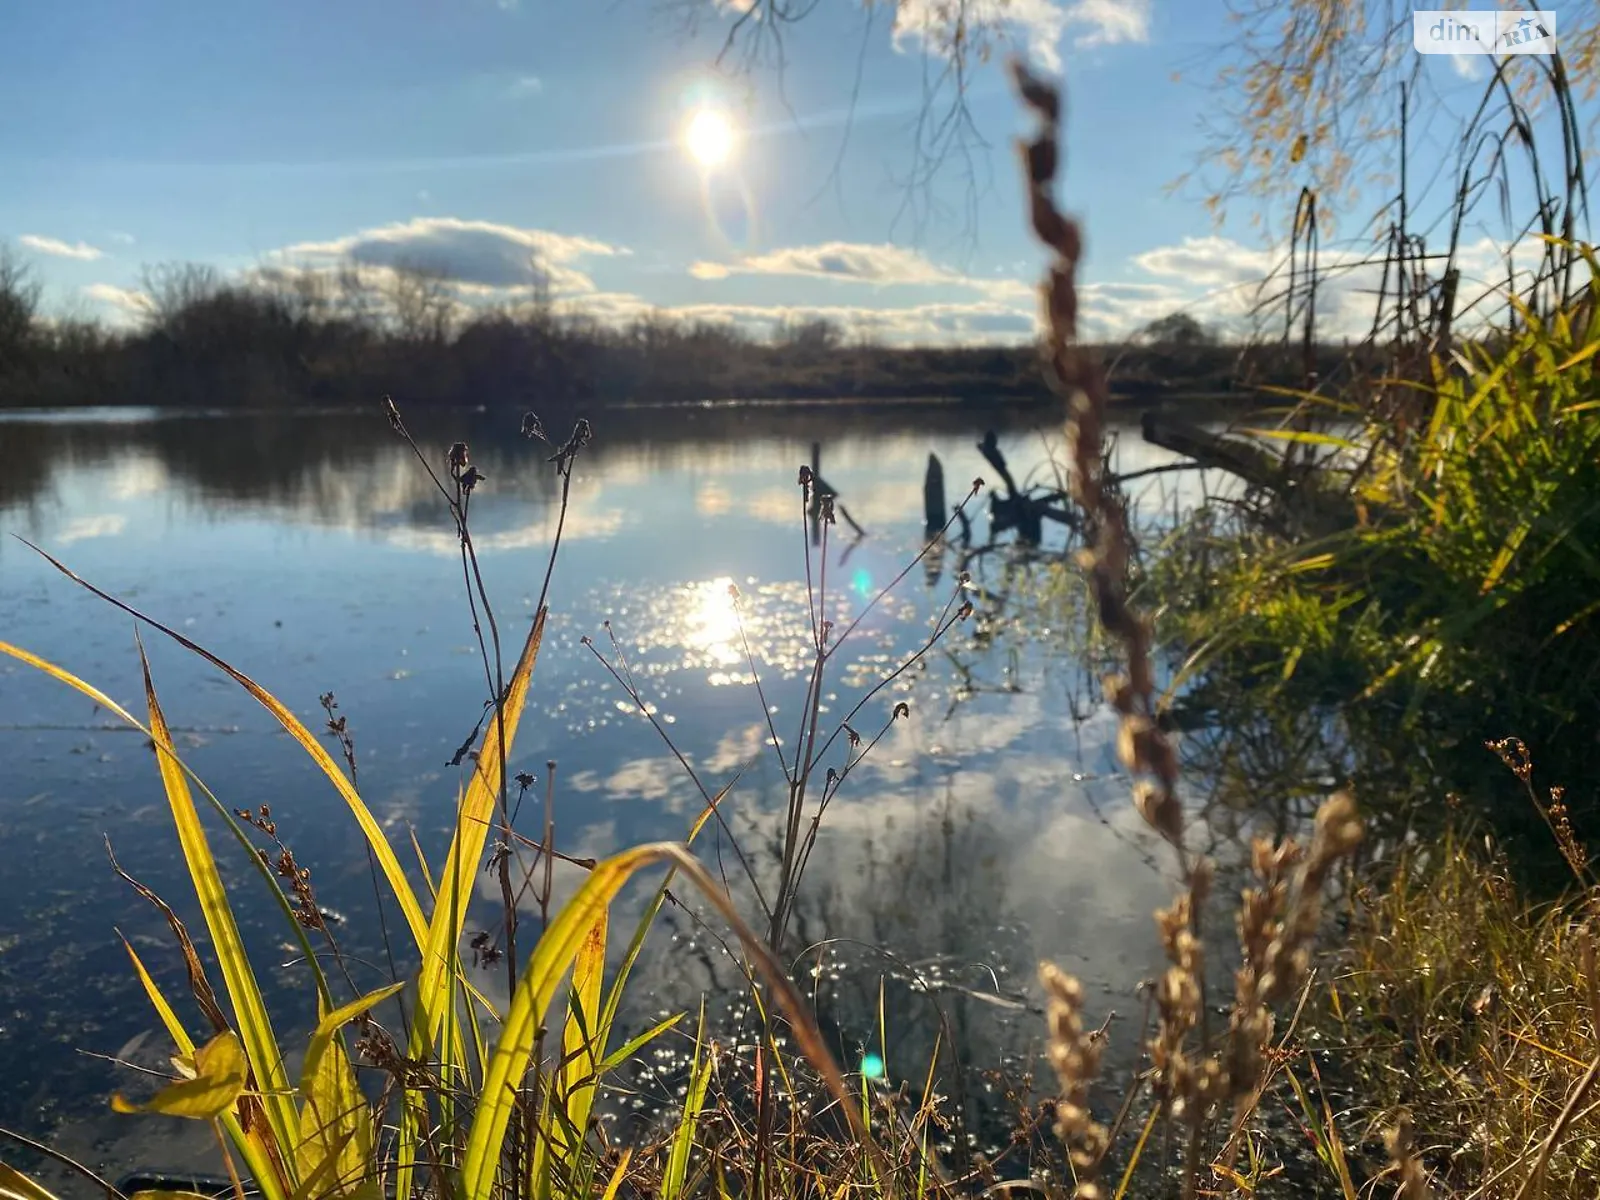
[1015,58,1365,1197]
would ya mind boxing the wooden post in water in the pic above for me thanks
[923,453,946,537]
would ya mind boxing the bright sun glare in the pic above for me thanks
[685,108,736,168]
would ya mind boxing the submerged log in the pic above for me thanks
[1138,410,1355,535]
[1138,412,1285,493]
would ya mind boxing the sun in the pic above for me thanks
[684,108,737,168]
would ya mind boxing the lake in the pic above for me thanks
[0,401,1211,1175]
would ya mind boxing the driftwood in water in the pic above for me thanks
[807,441,867,540]
[977,430,1077,545]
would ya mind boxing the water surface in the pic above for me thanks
[0,402,1206,1170]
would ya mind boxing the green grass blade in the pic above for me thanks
[596,1013,683,1075]
[461,845,657,1200]
[531,907,609,1196]
[560,909,608,1140]
[662,1004,712,1200]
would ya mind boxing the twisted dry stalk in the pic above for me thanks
[1012,66,1183,861]
[1015,60,1364,1198]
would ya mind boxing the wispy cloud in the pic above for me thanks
[82,282,151,322]
[19,234,104,261]
[691,241,960,287]
[506,74,543,98]
[1065,0,1152,48]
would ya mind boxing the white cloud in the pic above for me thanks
[275,217,626,297]
[890,0,1149,72]
[19,234,104,261]
[506,74,543,98]
[1115,232,1547,342]
[690,240,1037,311]
[1131,236,1277,290]
[82,282,151,324]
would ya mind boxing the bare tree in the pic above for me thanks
[386,261,457,344]
[773,314,843,355]
[1187,0,1600,218]
[0,245,43,364]
[138,263,221,334]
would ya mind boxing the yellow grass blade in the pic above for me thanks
[597,1148,633,1200]
[112,1031,246,1119]
[560,909,608,1151]
[16,545,428,951]
[139,645,299,1182]
[297,983,404,1195]
[297,1034,375,1198]
[411,608,546,1058]
[302,982,406,1096]
[463,842,887,1200]
[395,608,547,1200]
[594,774,739,1042]
[120,941,289,1200]
[1112,1104,1160,1200]
[0,639,140,725]
[0,1162,63,1200]
[121,935,196,1054]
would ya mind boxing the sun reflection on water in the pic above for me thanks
[683,576,744,669]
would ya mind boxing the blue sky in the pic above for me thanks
[1,1,1590,344]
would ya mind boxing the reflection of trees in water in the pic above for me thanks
[0,422,58,523]
[602,775,1038,1163]
[0,404,1052,529]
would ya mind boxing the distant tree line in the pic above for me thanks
[0,246,1343,412]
